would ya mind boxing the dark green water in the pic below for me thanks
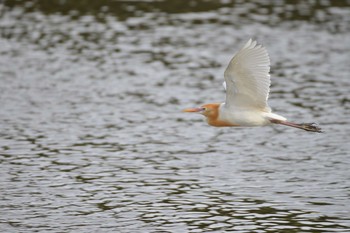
[1,0,350,232]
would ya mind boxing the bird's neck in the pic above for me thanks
[205,103,239,127]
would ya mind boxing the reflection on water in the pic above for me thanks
[1,0,350,232]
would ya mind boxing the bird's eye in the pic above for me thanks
[201,107,207,111]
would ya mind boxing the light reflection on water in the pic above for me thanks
[1,0,350,232]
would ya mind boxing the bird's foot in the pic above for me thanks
[299,123,323,133]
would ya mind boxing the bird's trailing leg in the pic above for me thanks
[270,119,323,133]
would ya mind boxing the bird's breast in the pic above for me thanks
[207,118,240,127]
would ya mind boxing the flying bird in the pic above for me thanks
[183,39,322,133]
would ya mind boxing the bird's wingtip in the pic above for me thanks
[243,38,258,49]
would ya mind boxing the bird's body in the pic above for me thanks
[184,39,322,133]
[200,103,285,127]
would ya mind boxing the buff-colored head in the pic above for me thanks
[183,103,222,125]
[183,103,239,127]
[183,103,220,117]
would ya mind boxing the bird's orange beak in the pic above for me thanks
[183,107,202,113]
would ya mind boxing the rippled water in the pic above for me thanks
[1,0,350,232]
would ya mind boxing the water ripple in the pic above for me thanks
[1,1,350,232]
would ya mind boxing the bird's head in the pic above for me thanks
[183,103,220,118]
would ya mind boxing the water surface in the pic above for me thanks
[1,0,350,232]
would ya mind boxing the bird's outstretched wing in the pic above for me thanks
[224,39,271,112]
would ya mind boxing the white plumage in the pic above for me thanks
[224,38,271,112]
[219,39,285,126]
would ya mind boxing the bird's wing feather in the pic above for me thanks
[224,39,271,112]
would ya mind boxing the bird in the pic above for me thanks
[183,39,322,133]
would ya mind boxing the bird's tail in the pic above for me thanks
[270,119,323,133]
